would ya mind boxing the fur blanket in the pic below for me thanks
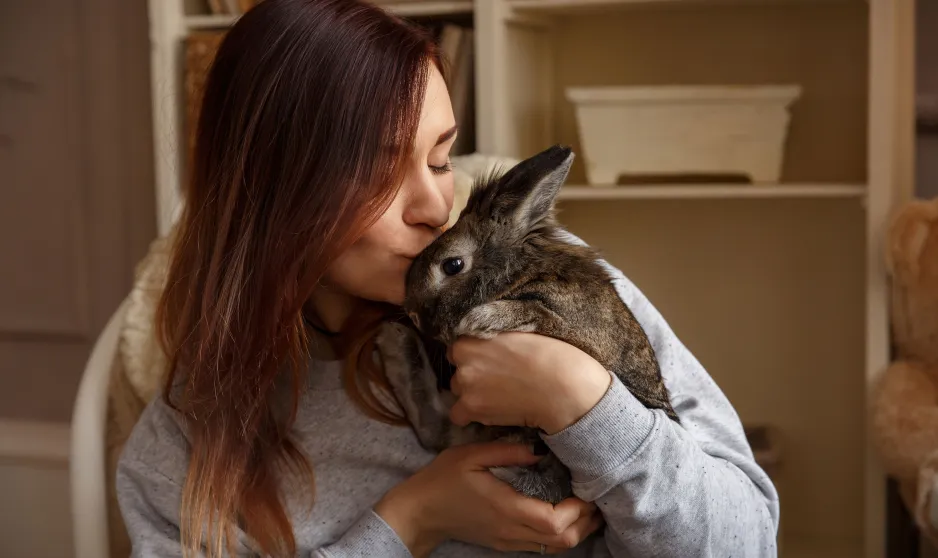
[103,153,518,556]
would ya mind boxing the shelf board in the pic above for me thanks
[186,14,239,30]
[781,535,862,558]
[555,183,867,200]
[380,1,473,17]
[508,0,855,14]
[185,2,472,29]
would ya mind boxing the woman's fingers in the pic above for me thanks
[547,507,604,549]
[446,442,602,553]
[496,511,605,554]
[448,335,483,365]
[492,493,601,553]
[490,539,550,554]
[553,497,598,526]
[449,395,480,426]
[449,369,462,396]
[540,510,606,554]
[503,493,593,536]
[505,512,600,549]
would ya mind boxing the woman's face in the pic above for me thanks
[322,64,456,307]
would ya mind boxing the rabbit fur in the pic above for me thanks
[375,145,679,504]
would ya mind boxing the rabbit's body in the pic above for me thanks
[375,145,678,504]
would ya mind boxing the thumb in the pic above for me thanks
[449,399,472,427]
[462,442,543,470]
[552,497,598,531]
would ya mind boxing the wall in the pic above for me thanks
[0,421,72,557]
[1,0,156,554]
[916,4,938,557]
[0,0,155,424]
[916,0,938,199]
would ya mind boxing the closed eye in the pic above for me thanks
[430,160,452,175]
[429,125,457,175]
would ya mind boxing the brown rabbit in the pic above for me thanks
[375,145,678,504]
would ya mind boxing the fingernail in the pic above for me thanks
[533,440,550,456]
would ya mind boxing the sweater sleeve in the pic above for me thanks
[540,246,781,557]
[115,400,414,558]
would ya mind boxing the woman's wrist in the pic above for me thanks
[374,482,444,558]
[539,359,613,435]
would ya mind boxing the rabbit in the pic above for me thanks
[375,144,679,504]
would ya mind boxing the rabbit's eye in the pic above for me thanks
[441,257,464,276]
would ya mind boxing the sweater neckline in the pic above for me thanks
[308,358,344,391]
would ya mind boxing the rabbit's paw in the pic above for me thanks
[455,301,538,339]
[490,465,569,505]
[375,323,421,389]
[375,323,452,451]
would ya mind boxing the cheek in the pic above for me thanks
[440,173,455,208]
[347,211,398,260]
[322,232,410,303]
[330,233,398,278]
[320,205,415,302]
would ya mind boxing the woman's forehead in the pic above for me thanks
[417,66,456,142]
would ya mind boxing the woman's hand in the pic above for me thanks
[375,442,604,557]
[447,333,613,435]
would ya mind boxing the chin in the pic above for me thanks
[373,283,406,307]
[376,293,403,307]
[360,268,406,307]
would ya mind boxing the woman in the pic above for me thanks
[116,0,780,556]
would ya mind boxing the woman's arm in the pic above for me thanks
[115,401,415,558]
[116,398,600,557]
[541,256,781,557]
[117,454,413,557]
[445,239,781,556]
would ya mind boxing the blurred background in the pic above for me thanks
[0,0,928,556]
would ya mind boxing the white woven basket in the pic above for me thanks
[566,85,802,185]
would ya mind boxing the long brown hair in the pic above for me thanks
[155,1,442,555]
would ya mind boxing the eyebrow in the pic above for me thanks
[436,125,458,146]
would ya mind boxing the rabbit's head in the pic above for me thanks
[402,145,574,342]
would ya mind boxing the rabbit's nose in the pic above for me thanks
[407,312,421,330]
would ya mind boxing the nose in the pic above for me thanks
[402,165,452,230]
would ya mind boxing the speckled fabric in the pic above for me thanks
[116,253,780,557]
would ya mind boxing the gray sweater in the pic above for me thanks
[116,261,780,557]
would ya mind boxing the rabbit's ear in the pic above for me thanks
[493,145,574,237]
